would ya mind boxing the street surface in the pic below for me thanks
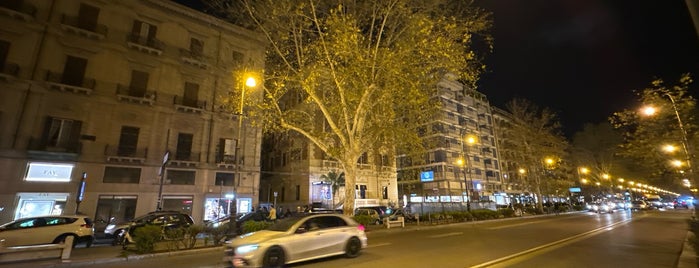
[78,209,695,268]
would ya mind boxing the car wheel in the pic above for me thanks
[53,234,78,248]
[345,237,362,258]
[262,246,285,267]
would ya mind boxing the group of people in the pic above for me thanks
[256,205,293,222]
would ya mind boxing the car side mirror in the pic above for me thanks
[295,227,307,234]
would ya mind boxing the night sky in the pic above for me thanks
[174,0,699,137]
[474,0,699,137]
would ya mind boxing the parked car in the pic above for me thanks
[354,208,382,225]
[206,211,268,237]
[223,214,367,268]
[630,200,649,211]
[113,211,194,246]
[387,208,417,222]
[0,215,94,247]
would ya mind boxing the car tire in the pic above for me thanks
[262,246,285,267]
[345,237,362,258]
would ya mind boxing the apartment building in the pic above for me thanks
[397,74,506,208]
[0,0,266,225]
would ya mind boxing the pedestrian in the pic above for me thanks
[268,205,277,222]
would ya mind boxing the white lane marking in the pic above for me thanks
[429,232,463,238]
[367,242,391,248]
[470,218,633,268]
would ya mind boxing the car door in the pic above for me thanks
[0,218,52,246]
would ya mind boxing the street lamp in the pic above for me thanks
[234,75,257,215]
[641,93,695,188]
[458,133,478,212]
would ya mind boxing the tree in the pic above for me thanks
[223,0,492,215]
[319,171,345,208]
[609,74,698,191]
[499,98,568,212]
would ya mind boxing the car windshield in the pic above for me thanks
[266,216,305,232]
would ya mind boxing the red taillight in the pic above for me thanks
[357,225,365,232]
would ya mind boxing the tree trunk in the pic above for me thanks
[343,165,358,216]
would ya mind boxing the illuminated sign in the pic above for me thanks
[25,162,74,182]
[569,187,582,193]
[420,171,434,182]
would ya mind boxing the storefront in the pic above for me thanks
[15,192,68,219]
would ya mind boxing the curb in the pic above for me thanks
[677,230,697,268]
[46,246,224,267]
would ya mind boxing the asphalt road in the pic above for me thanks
[92,208,693,268]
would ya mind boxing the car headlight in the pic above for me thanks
[235,244,259,254]
[592,205,598,210]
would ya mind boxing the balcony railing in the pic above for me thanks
[60,14,107,40]
[126,34,163,55]
[0,0,36,21]
[170,151,200,167]
[173,95,206,113]
[179,49,208,69]
[45,71,95,95]
[116,84,156,105]
[105,144,147,163]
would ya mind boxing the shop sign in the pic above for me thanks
[25,162,74,182]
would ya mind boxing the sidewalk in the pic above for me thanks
[2,212,695,267]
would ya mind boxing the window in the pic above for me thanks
[162,196,192,215]
[215,172,234,186]
[295,185,300,201]
[167,169,195,185]
[62,55,87,86]
[129,70,149,97]
[77,3,99,31]
[0,40,8,67]
[281,186,285,201]
[382,186,388,199]
[183,82,199,107]
[355,185,367,199]
[132,20,157,40]
[175,133,193,160]
[117,126,139,156]
[357,153,368,164]
[190,38,203,55]
[42,116,81,151]
[103,166,141,183]
[217,138,235,163]
[95,195,137,223]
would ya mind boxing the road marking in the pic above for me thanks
[429,232,463,238]
[470,217,635,268]
[487,214,587,230]
[367,242,391,248]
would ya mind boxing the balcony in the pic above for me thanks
[126,34,163,56]
[170,151,200,167]
[179,49,208,69]
[216,155,237,169]
[0,62,19,80]
[105,145,147,164]
[27,137,81,161]
[45,71,95,95]
[116,84,156,105]
[0,0,35,21]
[59,14,107,40]
[174,96,206,114]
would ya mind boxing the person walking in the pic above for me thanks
[268,205,277,222]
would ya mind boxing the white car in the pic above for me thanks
[224,214,367,267]
[0,215,94,247]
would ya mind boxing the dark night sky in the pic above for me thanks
[474,0,699,137]
[174,1,699,137]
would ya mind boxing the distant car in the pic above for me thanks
[115,211,194,247]
[630,200,649,211]
[674,199,690,209]
[588,202,614,214]
[387,208,417,222]
[354,208,382,225]
[223,214,367,268]
[646,197,664,209]
[0,215,94,247]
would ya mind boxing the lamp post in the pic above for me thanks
[234,76,257,215]
[642,93,695,188]
[458,133,477,212]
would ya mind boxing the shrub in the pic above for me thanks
[470,209,499,220]
[498,208,515,218]
[352,215,374,226]
[204,224,229,246]
[133,225,162,253]
[242,221,272,234]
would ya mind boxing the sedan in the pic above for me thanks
[0,215,94,247]
[223,214,367,268]
[630,200,649,211]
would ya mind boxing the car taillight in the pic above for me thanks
[357,225,365,232]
